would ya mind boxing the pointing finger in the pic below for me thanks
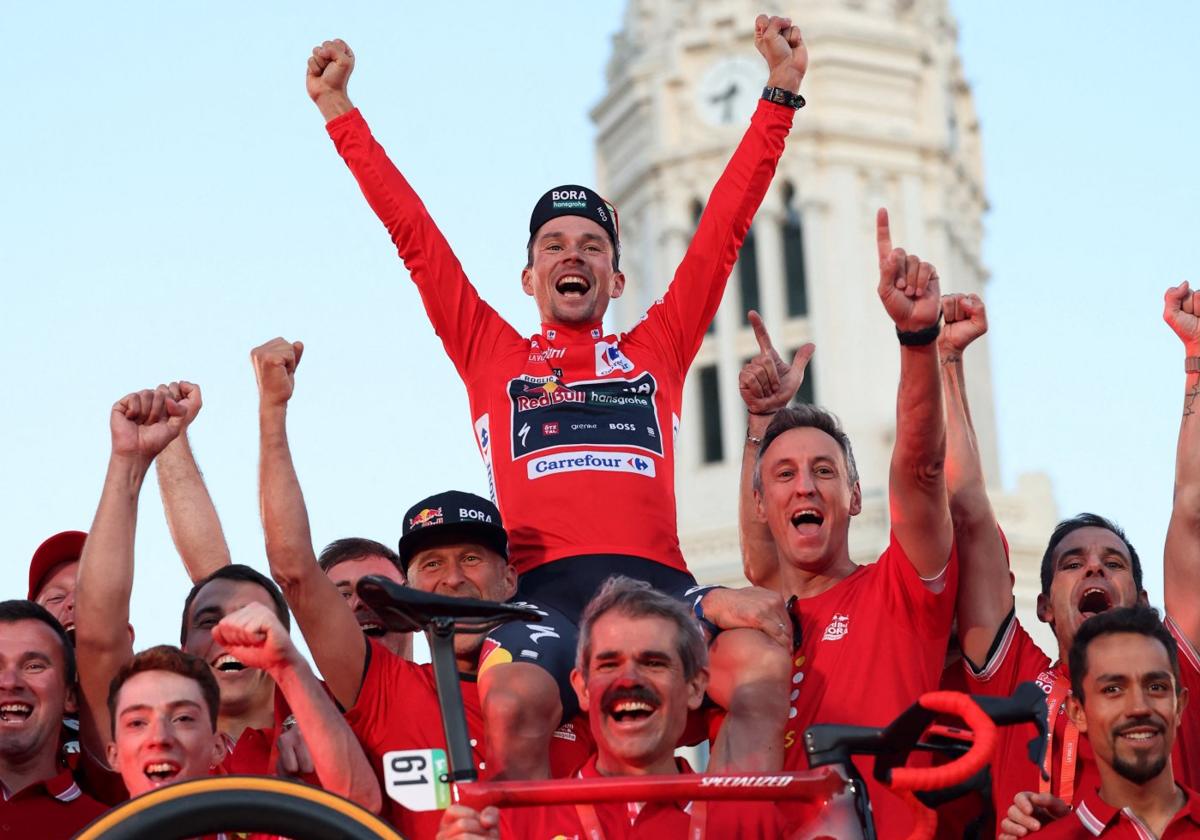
[876,208,893,264]
[747,310,775,355]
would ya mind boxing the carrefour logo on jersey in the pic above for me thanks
[527,450,656,479]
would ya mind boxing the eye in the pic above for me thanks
[25,661,47,674]
[125,718,148,730]
[174,714,196,724]
[196,617,218,630]
[815,466,835,478]
[775,468,795,481]
[420,558,442,571]
[1101,684,1122,695]
[462,555,482,566]
[338,589,352,601]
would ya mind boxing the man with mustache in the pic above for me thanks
[305,13,808,780]
[318,539,413,661]
[0,600,106,838]
[1012,607,1199,838]
[437,577,785,839]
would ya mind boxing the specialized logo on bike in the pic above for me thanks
[507,372,663,460]
[382,748,450,811]
[821,613,850,642]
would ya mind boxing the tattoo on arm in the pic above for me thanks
[940,353,962,366]
[1185,383,1200,417]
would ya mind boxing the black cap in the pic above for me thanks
[528,185,620,266]
[397,491,508,571]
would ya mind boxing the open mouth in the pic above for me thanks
[359,620,386,638]
[602,685,661,727]
[790,509,825,536]
[214,654,246,673]
[555,275,591,297]
[63,622,76,644]
[1078,587,1113,618]
[143,760,182,785]
[1116,724,1163,745]
[0,703,33,723]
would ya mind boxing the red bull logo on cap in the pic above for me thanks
[409,507,443,529]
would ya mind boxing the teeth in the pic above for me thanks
[613,701,653,713]
[145,762,177,774]
[0,704,32,713]
[1122,731,1156,741]
[214,654,244,671]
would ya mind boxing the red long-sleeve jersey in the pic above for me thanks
[327,100,793,575]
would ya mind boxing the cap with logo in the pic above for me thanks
[398,491,508,571]
[528,185,620,267]
[28,530,88,600]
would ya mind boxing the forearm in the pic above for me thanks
[259,405,319,586]
[315,90,355,122]
[157,433,231,583]
[1164,361,1200,623]
[740,412,779,589]
[270,657,382,813]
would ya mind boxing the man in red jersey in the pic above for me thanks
[305,14,806,779]
[1006,607,1199,839]
[0,600,106,839]
[437,577,787,840]
[737,209,957,838]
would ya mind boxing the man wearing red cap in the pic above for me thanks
[306,13,807,780]
[28,530,88,636]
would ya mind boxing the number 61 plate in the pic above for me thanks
[382,749,450,811]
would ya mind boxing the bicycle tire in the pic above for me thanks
[73,775,404,840]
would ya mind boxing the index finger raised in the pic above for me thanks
[876,207,893,264]
[747,310,776,355]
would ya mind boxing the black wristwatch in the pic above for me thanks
[762,86,806,110]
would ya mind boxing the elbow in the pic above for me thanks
[354,777,383,814]
[1173,483,1200,531]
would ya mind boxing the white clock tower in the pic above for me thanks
[591,0,1059,656]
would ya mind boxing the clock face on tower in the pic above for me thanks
[696,55,762,126]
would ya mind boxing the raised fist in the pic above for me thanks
[754,15,807,92]
[739,310,814,415]
[1164,281,1200,354]
[876,208,941,334]
[212,601,297,675]
[306,39,355,105]
[251,338,304,408]
[938,293,987,357]
[158,381,203,431]
[110,387,190,463]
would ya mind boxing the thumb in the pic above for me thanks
[292,341,305,368]
[791,343,815,372]
[165,398,186,418]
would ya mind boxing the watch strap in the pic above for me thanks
[762,86,806,110]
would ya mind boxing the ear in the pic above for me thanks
[106,740,119,770]
[64,683,78,716]
[209,731,226,769]
[1066,693,1087,735]
[609,272,626,299]
[521,267,535,297]
[1036,592,1053,625]
[1178,685,1190,720]
[501,563,518,601]
[569,668,589,713]
[848,481,863,517]
[687,667,709,711]
[754,489,768,524]
[1137,589,1150,607]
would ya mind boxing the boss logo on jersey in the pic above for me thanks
[527,450,657,479]
[821,613,850,642]
[595,341,636,376]
[507,373,663,459]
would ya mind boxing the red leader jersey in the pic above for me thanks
[773,533,957,840]
[501,755,785,839]
[963,613,1200,824]
[0,767,107,838]
[327,100,794,576]
[1032,783,1200,839]
[345,638,592,836]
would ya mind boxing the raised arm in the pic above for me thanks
[252,338,367,710]
[738,311,814,589]
[939,294,1011,667]
[307,38,356,122]
[155,382,232,583]
[876,209,953,576]
[75,387,190,762]
[1162,281,1200,647]
[214,603,382,813]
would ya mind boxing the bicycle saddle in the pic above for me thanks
[355,575,544,634]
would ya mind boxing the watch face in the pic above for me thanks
[696,56,761,127]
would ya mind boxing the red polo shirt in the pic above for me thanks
[1033,783,1200,838]
[0,767,107,838]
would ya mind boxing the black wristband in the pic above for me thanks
[896,311,943,346]
[762,86,806,110]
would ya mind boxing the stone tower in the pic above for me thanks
[592,0,1058,656]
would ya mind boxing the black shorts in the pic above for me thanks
[482,555,699,721]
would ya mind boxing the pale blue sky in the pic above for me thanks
[3,2,1196,649]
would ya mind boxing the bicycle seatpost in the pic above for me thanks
[426,616,479,784]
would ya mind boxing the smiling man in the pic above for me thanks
[437,577,785,840]
[0,601,106,838]
[306,14,807,780]
[1007,608,1200,839]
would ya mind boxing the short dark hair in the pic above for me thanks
[0,600,76,687]
[317,538,403,577]
[1040,513,1143,597]
[753,405,860,493]
[525,235,621,272]
[108,645,219,737]
[180,564,290,645]
[577,576,707,681]
[1068,606,1180,703]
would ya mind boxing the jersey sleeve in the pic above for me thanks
[873,531,958,641]
[627,100,794,373]
[963,612,1052,696]
[325,109,519,381]
[1167,614,1200,788]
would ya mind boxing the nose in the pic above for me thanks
[63,594,76,620]
[0,663,23,690]
[146,714,175,746]
[792,469,817,496]
[437,560,470,593]
[1083,553,1108,577]
[347,592,362,613]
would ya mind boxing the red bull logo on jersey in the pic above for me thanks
[409,507,443,529]
[516,380,585,412]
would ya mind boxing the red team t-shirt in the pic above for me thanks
[1030,783,1200,839]
[704,534,956,839]
[501,755,785,839]
[963,613,1200,826]
[327,99,794,576]
[0,768,108,838]
[345,638,592,836]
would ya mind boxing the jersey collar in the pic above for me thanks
[540,320,605,342]
[1074,784,1200,836]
